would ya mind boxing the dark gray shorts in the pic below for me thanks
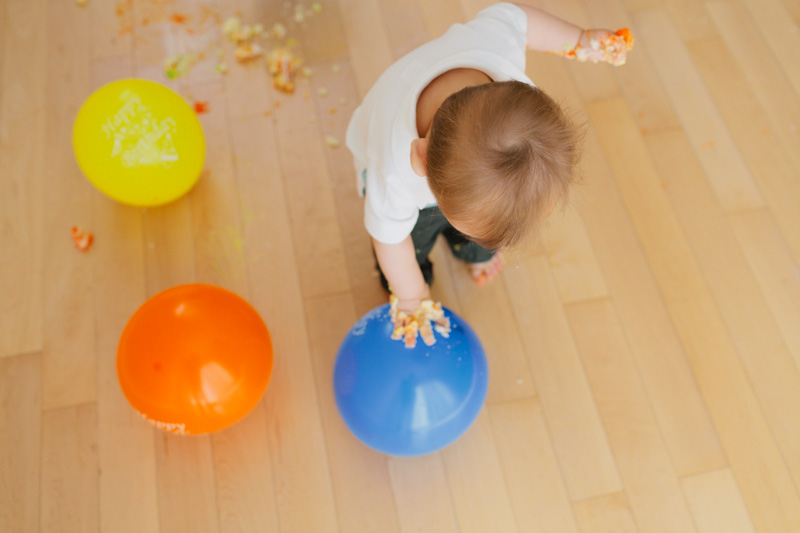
[376,205,497,290]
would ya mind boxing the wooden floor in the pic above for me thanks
[2,0,800,530]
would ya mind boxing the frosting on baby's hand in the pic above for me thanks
[559,28,634,67]
[389,295,451,349]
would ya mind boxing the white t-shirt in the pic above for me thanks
[345,2,533,244]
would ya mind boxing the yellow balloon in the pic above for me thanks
[73,79,205,207]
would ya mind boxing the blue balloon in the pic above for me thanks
[333,303,488,456]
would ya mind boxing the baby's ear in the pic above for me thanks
[410,138,428,178]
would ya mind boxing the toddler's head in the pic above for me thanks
[426,81,580,249]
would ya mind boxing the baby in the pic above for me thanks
[345,3,632,347]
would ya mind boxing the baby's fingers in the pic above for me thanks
[403,320,420,349]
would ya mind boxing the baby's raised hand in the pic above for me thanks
[560,28,634,66]
[389,295,451,349]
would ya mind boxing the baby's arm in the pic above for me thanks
[513,3,633,66]
[513,4,583,53]
[372,235,430,313]
[373,236,452,348]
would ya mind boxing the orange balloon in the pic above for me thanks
[117,284,273,435]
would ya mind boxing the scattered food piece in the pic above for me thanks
[300,66,313,77]
[164,53,197,79]
[193,101,210,114]
[75,0,88,6]
[223,17,262,41]
[271,22,287,39]
[317,86,328,97]
[216,62,228,74]
[331,63,341,73]
[329,107,337,115]
[234,42,263,62]
[267,47,303,93]
[71,226,93,251]
[222,17,242,40]
[311,2,322,14]
[169,13,188,24]
[324,135,340,148]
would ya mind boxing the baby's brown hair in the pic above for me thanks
[426,81,580,250]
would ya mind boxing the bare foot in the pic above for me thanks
[470,251,505,286]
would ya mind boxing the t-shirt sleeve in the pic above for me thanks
[466,3,528,71]
[363,172,420,245]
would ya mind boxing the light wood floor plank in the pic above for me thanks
[441,411,518,533]
[88,0,133,60]
[380,0,430,59]
[490,398,580,533]
[335,0,393,97]
[306,293,400,533]
[41,0,97,410]
[524,51,725,482]
[566,299,696,532]
[576,129,727,478]
[212,405,279,533]
[728,209,800,374]
[444,257,536,404]
[688,36,800,263]
[388,454,459,533]
[142,199,197,291]
[645,127,800,489]
[738,0,800,96]
[230,114,339,531]
[633,7,765,212]
[92,173,161,533]
[219,0,273,119]
[539,206,609,304]
[272,70,351,300]
[588,97,800,531]
[183,77,278,532]
[705,1,800,183]
[783,0,800,20]
[663,0,719,43]
[525,49,728,480]
[187,79,249,294]
[296,2,387,315]
[41,404,99,532]
[87,44,160,533]
[312,56,388,317]
[416,0,465,39]
[0,0,46,359]
[682,468,756,533]
[504,255,622,501]
[124,8,221,532]
[579,0,684,135]
[572,492,638,533]
[155,434,220,533]
[0,353,42,533]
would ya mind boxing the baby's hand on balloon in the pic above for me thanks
[559,28,634,66]
[390,295,451,349]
